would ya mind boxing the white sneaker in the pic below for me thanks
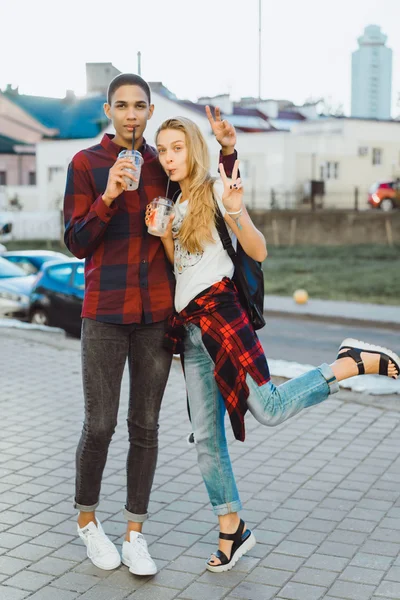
[77,519,121,570]
[122,531,157,576]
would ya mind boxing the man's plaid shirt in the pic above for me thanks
[64,133,236,324]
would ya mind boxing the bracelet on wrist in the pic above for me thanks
[226,207,243,215]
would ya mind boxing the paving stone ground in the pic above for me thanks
[1,326,400,600]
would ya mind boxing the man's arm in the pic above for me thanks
[63,156,118,258]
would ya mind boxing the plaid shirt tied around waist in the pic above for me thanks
[164,278,271,441]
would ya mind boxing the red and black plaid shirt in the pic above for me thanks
[64,133,236,324]
[164,278,271,441]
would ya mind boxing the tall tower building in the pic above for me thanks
[351,25,392,120]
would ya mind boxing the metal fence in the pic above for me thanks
[245,186,372,212]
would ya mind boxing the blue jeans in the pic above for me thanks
[183,323,339,516]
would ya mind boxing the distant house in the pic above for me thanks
[3,63,400,228]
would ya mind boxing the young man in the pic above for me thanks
[63,73,237,576]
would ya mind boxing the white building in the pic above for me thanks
[4,72,400,241]
[351,25,393,120]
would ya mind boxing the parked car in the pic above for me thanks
[29,259,84,336]
[1,250,70,275]
[0,257,36,319]
[368,179,400,211]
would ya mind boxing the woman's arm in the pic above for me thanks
[161,236,175,265]
[225,206,267,263]
[218,161,267,263]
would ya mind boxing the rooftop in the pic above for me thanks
[2,91,108,139]
[0,134,31,154]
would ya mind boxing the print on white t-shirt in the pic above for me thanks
[172,180,237,313]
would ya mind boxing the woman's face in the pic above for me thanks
[157,129,189,184]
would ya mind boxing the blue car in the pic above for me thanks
[29,259,84,336]
[2,250,70,275]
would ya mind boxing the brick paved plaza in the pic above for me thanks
[1,326,400,599]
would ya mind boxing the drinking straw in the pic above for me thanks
[166,174,171,198]
[131,127,136,151]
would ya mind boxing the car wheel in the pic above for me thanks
[380,198,394,212]
[31,309,49,326]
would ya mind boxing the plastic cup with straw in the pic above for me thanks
[118,126,143,191]
[147,174,174,236]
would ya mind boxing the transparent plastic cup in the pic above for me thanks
[118,149,143,191]
[147,197,174,237]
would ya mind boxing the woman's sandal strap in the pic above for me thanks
[379,354,390,376]
[219,519,245,542]
[209,520,247,566]
[208,549,229,565]
[338,348,365,375]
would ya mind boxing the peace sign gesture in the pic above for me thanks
[205,105,236,151]
[219,159,243,214]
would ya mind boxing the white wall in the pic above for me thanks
[0,186,39,211]
[0,210,61,241]
[35,99,400,216]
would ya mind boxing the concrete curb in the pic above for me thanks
[263,295,400,330]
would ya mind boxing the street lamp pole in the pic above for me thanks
[258,0,262,100]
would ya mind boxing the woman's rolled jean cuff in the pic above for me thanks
[74,500,99,512]
[213,499,242,516]
[318,363,340,395]
[124,508,148,523]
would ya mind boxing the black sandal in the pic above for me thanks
[206,519,256,573]
[337,338,400,379]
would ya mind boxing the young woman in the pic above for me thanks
[145,117,399,574]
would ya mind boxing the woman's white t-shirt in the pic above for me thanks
[172,180,237,313]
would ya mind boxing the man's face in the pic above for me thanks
[104,84,154,147]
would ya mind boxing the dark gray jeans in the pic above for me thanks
[75,317,172,522]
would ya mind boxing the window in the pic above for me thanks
[5,257,37,275]
[47,265,73,284]
[333,163,339,179]
[372,148,382,165]
[324,161,340,180]
[231,159,248,179]
[358,147,368,157]
[28,171,36,185]
[0,171,7,185]
[48,166,64,182]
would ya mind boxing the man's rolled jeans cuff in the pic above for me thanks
[74,500,99,512]
[319,363,340,395]
[124,508,148,523]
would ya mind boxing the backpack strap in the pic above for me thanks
[214,199,253,306]
[214,199,239,266]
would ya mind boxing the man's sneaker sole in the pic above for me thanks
[89,554,121,571]
[122,555,157,576]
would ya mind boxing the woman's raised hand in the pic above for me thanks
[219,160,243,213]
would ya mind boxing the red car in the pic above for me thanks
[368,180,400,211]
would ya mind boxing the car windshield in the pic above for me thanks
[0,257,26,278]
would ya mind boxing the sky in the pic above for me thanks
[1,0,399,116]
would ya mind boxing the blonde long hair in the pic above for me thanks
[155,117,216,254]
